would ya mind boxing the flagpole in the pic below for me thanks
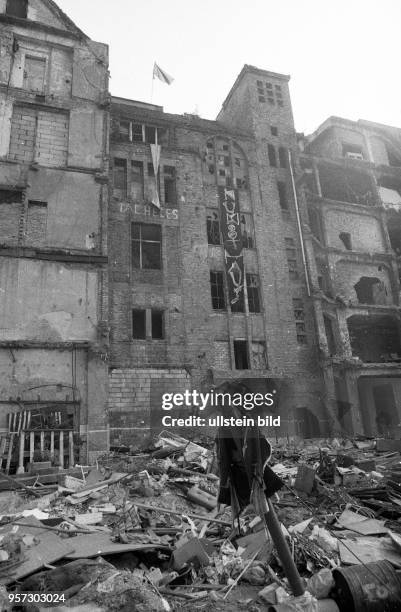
[151,63,154,102]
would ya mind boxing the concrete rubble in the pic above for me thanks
[1,434,401,611]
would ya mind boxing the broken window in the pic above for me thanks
[342,143,364,160]
[132,308,164,339]
[318,164,374,205]
[323,315,336,355]
[234,340,249,369]
[271,126,278,136]
[240,213,255,249]
[132,223,162,270]
[354,277,387,305]
[210,271,226,310]
[26,200,47,245]
[251,341,267,369]
[339,232,352,250]
[6,0,27,18]
[163,166,176,205]
[277,181,288,210]
[285,238,298,280]
[293,298,307,345]
[145,126,156,144]
[278,147,288,168]
[268,144,277,167]
[130,161,144,200]
[23,56,46,94]
[132,123,143,142]
[132,309,146,339]
[247,274,261,313]
[113,158,127,194]
[151,310,164,339]
[117,120,131,142]
[206,209,221,245]
[347,314,401,363]
[308,206,323,242]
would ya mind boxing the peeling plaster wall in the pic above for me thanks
[0,258,97,341]
[27,169,101,249]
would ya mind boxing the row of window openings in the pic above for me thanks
[211,272,261,313]
[114,159,177,205]
[113,121,166,145]
[131,223,299,285]
[268,145,288,169]
[257,80,284,107]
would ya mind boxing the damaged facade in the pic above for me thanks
[0,0,110,466]
[108,66,324,446]
[300,117,401,437]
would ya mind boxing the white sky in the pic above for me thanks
[56,0,401,135]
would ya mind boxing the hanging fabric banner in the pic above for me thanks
[218,186,244,309]
[150,144,161,208]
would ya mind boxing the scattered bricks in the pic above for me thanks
[294,464,316,494]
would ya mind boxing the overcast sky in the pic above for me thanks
[56,0,401,135]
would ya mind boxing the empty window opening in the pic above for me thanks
[295,407,320,438]
[151,310,164,339]
[6,0,27,18]
[323,315,336,355]
[386,145,401,167]
[206,141,214,149]
[131,161,144,200]
[339,232,352,250]
[285,237,298,279]
[23,56,46,94]
[388,221,401,255]
[342,143,364,160]
[132,223,162,270]
[294,298,307,345]
[308,206,323,242]
[247,274,261,313]
[373,384,398,435]
[132,309,146,339]
[234,340,249,369]
[0,189,23,204]
[113,158,127,193]
[116,120,131,142]
[271,126,278,136]
[268,144,277,167]
[354,277,386,305]
[318,164,374,205]
[144,126,156,144]
[277,181,288,210]
[206,209,221,245]
[278,147,288,168]
[210,271,226,310]
[251,341,267,369]
[240,213,254,249]
[163,166,176,205]
[347,314,401,363]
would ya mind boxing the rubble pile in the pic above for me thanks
[1,433,401,611]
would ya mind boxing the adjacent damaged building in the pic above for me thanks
[300,117,401,438]
[0,0,110,467]
[108,66,325,446]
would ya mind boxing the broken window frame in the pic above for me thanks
[247,274,261,313]
[234,339,250,370]
[240,213,255,249]
[114,120,167,145]
[206,208,221,245]
[210,271,226,310]
[339,232,352,251]
[293,298,307,345]
[131,222,162,270]
[23,55,47,94]
[6,0,28,18]
[251,341,268,369]
[163,165,177,205]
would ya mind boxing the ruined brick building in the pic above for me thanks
[0,0,110,466]
[300,118,401,438]
[0,1,400,468]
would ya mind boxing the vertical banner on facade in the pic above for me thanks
[218,186,244,309]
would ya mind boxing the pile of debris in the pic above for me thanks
[1,432,401,611]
